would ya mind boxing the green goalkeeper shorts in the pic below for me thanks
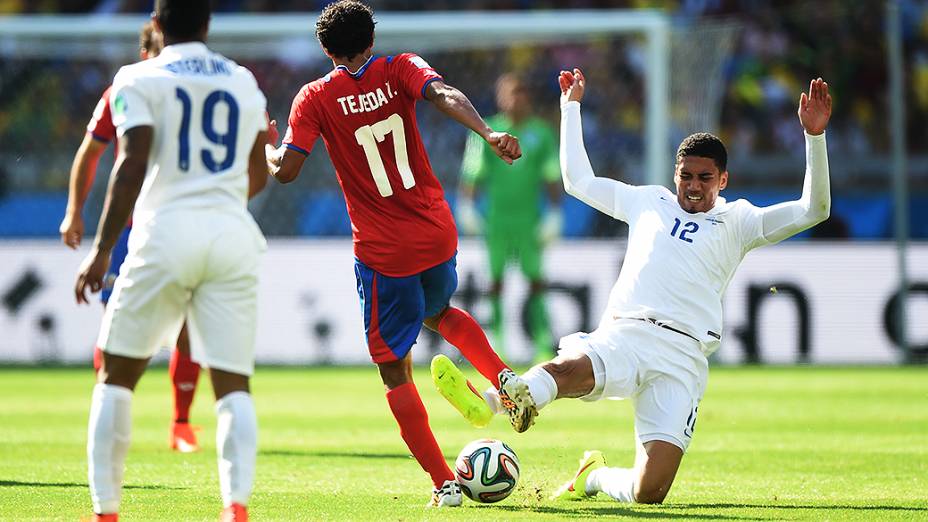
[486,225,543,281]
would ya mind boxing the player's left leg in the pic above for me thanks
[169,323,201,452]
[89,352,149,517]
[354,258,459,506]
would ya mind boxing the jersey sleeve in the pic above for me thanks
[110,67,155,137]
[393,53,443,100]
[282,84,319,156]
[87,87,117,143]
[734,199,770,253]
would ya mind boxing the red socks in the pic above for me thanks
[169,350,200,423]
[386,383,454,488]
[437,307,508,388]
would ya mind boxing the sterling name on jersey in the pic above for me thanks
[109,42,268,226]
[283,54,457,277]
[601,186,769,355]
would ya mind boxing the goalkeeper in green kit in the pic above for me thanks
[457,73,562,362]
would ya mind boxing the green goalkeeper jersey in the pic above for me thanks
[461,114,560,228]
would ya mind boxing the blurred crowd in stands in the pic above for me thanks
[1,1,927,239]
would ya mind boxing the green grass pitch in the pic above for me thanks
[0,365,926,520]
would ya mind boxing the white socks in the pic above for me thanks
[484,366,559,414]
[215,391,257,508]
[586,467,636,502]
[87,383,133,515]
[523,366,558,409]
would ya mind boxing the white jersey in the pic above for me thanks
[599,186,767,353]
[559,101,830,356]
[109,42,267,227]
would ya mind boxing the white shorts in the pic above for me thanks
[558,320,709,452]
[97,209,266,376]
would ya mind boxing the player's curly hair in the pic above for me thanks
[155,0,210,41]
[316,0,376,60]
[676,132,728,172]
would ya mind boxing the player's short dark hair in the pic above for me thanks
[676,132,727,172]
[139,21,161,55]
[316,1,376,60]
[154,0,210,41]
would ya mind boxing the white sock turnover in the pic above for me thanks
[87,383,133,514]
[215,391,257,508]
[522,366,558,410]
[586,467,636,502]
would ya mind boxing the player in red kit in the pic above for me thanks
[60,22,202,454]
[266,0,535,507]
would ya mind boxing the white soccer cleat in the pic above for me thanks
[498,369,537,433]
[427,479,463,508]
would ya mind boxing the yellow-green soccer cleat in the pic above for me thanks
[550,450,606,501]
[431,355,494,428]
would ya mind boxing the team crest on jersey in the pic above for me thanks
[409,56,432,70]
[113,93,127,116]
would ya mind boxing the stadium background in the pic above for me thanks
[1,0,926,366]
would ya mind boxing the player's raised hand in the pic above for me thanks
[487,131,522,165]
[59,211,84,249]
[74,248,110,305]
[798,77,832,136]
[559,68,585,105]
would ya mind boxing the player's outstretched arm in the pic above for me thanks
[424,80,521,164]
[60,134,108,249]
[75,126,151,304]
[559,68,637,221]
[757,78,832,244]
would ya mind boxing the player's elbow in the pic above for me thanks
[809,200,830,226]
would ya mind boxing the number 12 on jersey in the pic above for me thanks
[670,218,699,243]
[354,113,415,197]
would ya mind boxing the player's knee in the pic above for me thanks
[378,360,412,389]
[634,480,671,504]
[542,356,594,397]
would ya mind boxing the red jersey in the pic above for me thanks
[86,86,132,227]
[283,53,457,277]
[87,86,117,144]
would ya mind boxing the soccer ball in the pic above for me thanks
[454,438,520,503]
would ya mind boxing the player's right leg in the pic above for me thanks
[421,255,510,389]
[354,258,460,507]
[89,242,187,518]
[561,440,684,504]
[207,368,255,522]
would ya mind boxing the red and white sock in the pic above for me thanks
[437,307,508,388]
[386,383,454,488]
[169,350,200,423]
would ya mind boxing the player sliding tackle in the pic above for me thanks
[436,69,832,504]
